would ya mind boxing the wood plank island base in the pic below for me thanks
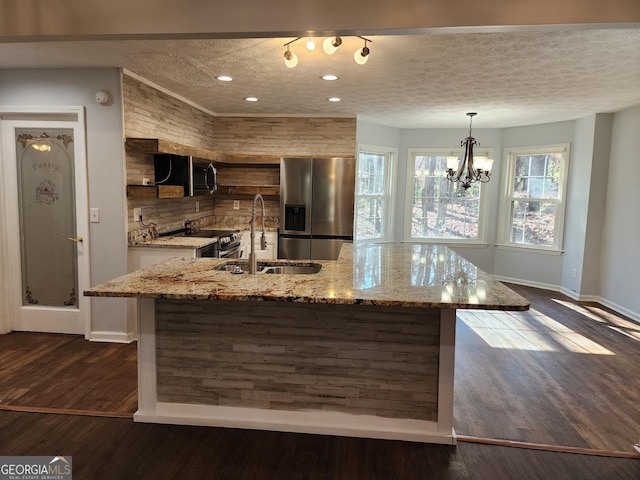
[85,244,529,444]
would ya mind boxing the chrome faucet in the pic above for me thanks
[249,194,267,274]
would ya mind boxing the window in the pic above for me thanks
[355,145,396,242]
[406,149,489,243]
[500,144,570,251]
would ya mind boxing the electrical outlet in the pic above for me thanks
[195,201,200,212]
[233,200,240,210]
[142,177,151,185]
[133,207,142,222]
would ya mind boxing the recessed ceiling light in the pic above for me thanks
[328,97,341,102]
[245,97,259,102]
[321,74,339,81]
[216,75,233,82]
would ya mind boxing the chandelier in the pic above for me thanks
[446,113,493,190]
[283,36,372,68]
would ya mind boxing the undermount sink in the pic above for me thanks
[213,261,321,275]
[262,265,322,274]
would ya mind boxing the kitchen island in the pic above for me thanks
[85,243,528,444]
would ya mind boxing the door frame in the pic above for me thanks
[0,106,91,338]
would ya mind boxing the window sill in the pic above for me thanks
[403,239,489,249]
[496,244,564,256]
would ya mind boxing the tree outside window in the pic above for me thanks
[355,147,395,242]
[407,150,489,243]
[501,145,570,251]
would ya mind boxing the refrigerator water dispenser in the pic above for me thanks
[284,204,306,231]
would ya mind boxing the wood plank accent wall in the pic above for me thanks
[123,75,215,149]
[156,299,440,421]
[212,117,357,157]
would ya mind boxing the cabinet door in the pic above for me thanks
[128,247,196,272]
[239,231,277,259]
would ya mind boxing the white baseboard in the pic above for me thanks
[90,331,136,343]
[597,297,640,324]
[558,287,599,302]
[495,276,640,325]
[493,275,561,293]
[135,402,457,445]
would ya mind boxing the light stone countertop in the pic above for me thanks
[129,235,218,249]
[128,227,277,249]
[86,243,529,311]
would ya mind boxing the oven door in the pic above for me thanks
[218,241,241,259]
[196,243,217,258]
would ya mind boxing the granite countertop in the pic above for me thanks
[129,236,218,249]
[86,243,529,311]
[129,226,276,249]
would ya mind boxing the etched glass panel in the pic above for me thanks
[16,129,77,307]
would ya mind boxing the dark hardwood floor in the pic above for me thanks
[0,332,137,416]
[0,410,638,479]
[455,284,640,453]
[0,284,639,478]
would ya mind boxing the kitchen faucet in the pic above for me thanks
[249,194,267,274]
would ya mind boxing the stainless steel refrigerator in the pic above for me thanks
[279,157,355,260]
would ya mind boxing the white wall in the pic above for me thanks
[561,113,612,298]
[599,105,640,320]
[0,68,130,340]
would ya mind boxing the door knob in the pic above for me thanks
[68,236,83,243]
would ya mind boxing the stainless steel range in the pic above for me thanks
[160,228,242,258]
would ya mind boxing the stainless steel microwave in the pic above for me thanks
[154,154,217,196]
[191,161,217,196]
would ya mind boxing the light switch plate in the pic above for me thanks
[90,208,100,223]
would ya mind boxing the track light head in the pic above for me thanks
[284,46,298,68]
[323,36,342,55]
[306,38,316,51]
[354,45,370,65]
[354,37,371,65]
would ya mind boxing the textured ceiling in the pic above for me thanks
[0,28,639,128]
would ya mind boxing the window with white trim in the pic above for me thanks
[355,145,396,242]
[500,144,570,251]
[406,149,489,243]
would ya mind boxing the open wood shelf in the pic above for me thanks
[215,185,280,196]
[127,185,184,199]
[125,138,281,165]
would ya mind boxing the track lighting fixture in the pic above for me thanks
[283,36,372,68]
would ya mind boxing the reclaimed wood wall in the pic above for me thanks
[155,299,440,421]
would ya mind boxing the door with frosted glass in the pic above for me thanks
[2,120,89,335]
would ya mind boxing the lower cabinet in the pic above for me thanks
[239,230,277,259]
[128,246,197,271]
